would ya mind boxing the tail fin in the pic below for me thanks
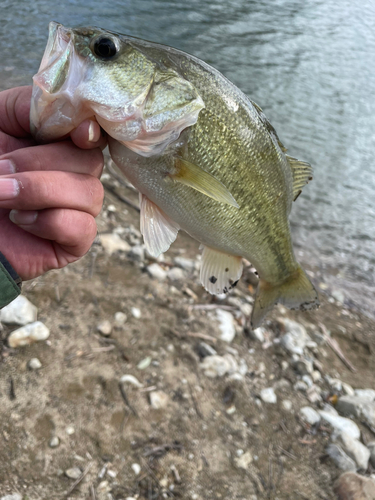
[250,265,319,329]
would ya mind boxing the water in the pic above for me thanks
[1,0,375,315]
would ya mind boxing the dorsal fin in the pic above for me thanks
[252,101,287,152]
[286,155,313,201]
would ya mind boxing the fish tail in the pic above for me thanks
[250,265,319,329]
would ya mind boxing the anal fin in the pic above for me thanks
[140,193,180,257]
[200,245,243,294]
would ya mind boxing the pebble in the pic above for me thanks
[65,467,82,479]
[0,295,37,325]
[0,496,22,500]
[334,472,375,500]
[128,245,145,261]
[201,355,231,378]
[8,321,50,348]
[333,432,370,470]
[97,320,112,336]
[312,370,321,382]
[149,390,169,409]
[319,411,360,440]
[137,356,152,370]
[342,383,355,396]
[174,256,196,272]
[216,309,236,343]
[326,444,356,471]
[249,327,265,343]
[131,463,141,475]
[197,342,217,358]
[114,311,127,326]
[302,375,313,388]
[307,385,322,403]
[294,381,308,392]
[99,233,131,255]
[293,357,314,375]
[260,387,277,404]
[147,263,167,281]
[120,374,144,388]
[280,319,310,355]
[299,406,321,426]
[66,426,75,435]
[240,303,252,317]
[49,436,60,448]
[282,400,293,411]
[131,307,141,319]
[28,357,42,370]
[234,451,253,470]
[332,289,345,304]
[336,395,375,427]
[167,267,185,281]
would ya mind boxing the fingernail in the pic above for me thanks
[0,179,19,200]
[88,121,100,143]
[9,210,38,225]
[0,159,16,175]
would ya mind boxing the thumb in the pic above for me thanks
[0,86,32,138]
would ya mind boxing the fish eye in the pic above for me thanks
[92,36,118,59]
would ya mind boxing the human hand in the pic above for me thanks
[0,86,106,280]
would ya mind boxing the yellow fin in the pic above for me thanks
[250,265,319,329]
[171,157,239,208]
[286,155,313,201]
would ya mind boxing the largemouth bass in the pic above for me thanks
[30,22,319,328]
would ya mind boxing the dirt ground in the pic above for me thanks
[0,160,374,500]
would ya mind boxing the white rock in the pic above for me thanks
[131,463,141,475]
[131,307,141,319]
[250,327,265,343]
[49,436,60,448]
[97,320,112,336]
[354,389,375,401]
[66,426,75,435]
[201,355,231,378]
[332,289,345,304]
[234,451,253,469]
[312,370,321,382]
[342,383,355,396]
[174,256,196,272]
[299,406,321,425]
[167,267,185,281]
[260,388,277,404]
[114,311,127,326]
[0,295,37,325]
[282,400,293,411]
[0,495,22,500]
[240,302,252,316]
[150,391,169,409]
[28,358,42,370]
[326,444,356,471]
[319,411,360,440]
[294,381,308,392]
[99,233,131,255]
[333,432,370,470]
[137,357,152,370]
[147,263,167,281]
[302,375,313,388]
[216,309,236,343]
[65,467,81,479]
[8,321,50,348]
[280,319,310,355]
[120,375,144,388]
[128,245,145,261]
[336,395,375,427]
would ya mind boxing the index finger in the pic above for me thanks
[0,86,32,138]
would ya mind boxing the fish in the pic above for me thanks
[30,22,319,328]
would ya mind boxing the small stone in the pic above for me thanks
[97,320,112,336]
[197,342,217,358]
[299,406,321,426]
[107,469,117,478]
[281,360,289,371]
[8,321,50,348]
[216,309,236,343]
[333,432,370,470]
[99,233,131,255]
[336,395,375,427]
[260,387,277,404]
[65,467,82,479]
[146,263,167,281]
[0,295,37,325]
[293,357,314,375]
[0,495,22,500]
[302,375,313,388]
[327,444,356,471]
[167,267,185,281]
[128,245,145,261]
[114,312,127,326]
[307,385,322,403]
[66,426,75,435]
[282,400,293,411]
[240,303,252,317]
[332,289,345,304]
[319,411,360,440]
[150,390,169,409]
[280,319,310,355]
[174,256,196,272]
[137,356,152,370]
[334,472,375,500]
[131,307,141,319]
[249,327,265,343]
[312,370,321,382]
[327,377,343,392]
[234,451,253,470]
[342,383,355,396]
[354,389,375,401]
[294,381,308,392]
[201,355,231,378]
[107,204,116,212]
[131,463,141,475]
[28,358,42,370]
[120,374,144,388]
[49,436,60,448]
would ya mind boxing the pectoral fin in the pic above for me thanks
[200,245,243,294]
[287,155,313,201]
[170,157,240,208]
[139,193,180,257]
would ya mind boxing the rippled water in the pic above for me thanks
[1,0,375,315]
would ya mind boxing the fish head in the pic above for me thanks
[31,23,205,155]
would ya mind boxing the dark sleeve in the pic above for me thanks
[0,252,22,309]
